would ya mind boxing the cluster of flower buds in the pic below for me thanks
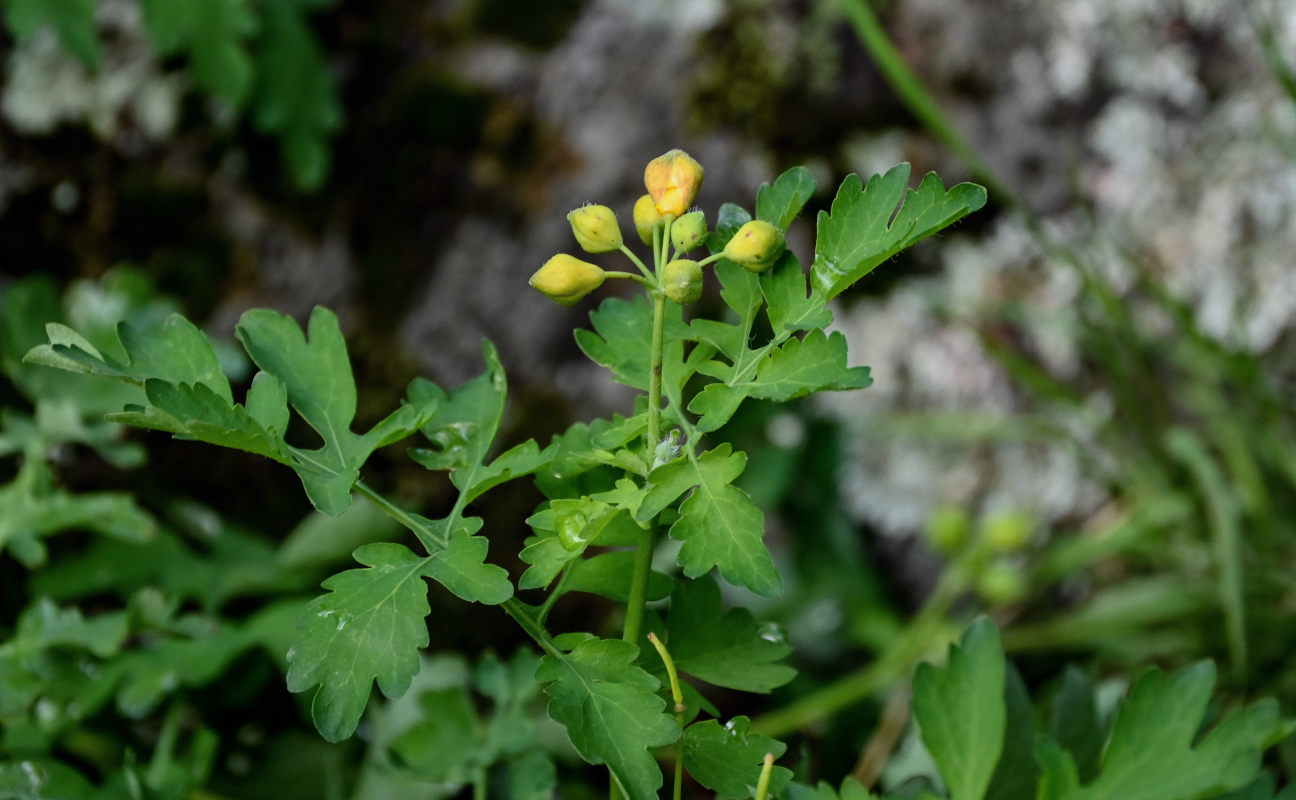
[530,148,784,307]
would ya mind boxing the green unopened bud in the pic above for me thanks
[982,509,1034,553]
[529,254,605,306]
[662,259,703,304]
[924,505,969,555]
[670,210,707,252]
[634,194,662,245]
[567,204,623,253]
[644,149,704,218]
[722,220,784,272]
[976,561,1028,606]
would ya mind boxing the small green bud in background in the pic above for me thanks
[634,194,663,245]
[670,210,707,252]
[723,220,784,271]
[976,561,1028,606]
[982,509,1034,553]
[662,259,703,304]
[924,505,970,555]
[529,254,606,306]
[644,149,704,218]
[567,204,623,253]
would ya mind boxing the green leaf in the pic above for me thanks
[251,2,342,190]
[535,637,679,800]
[984,665,1038,800]
[756,165,817,230]
[508,749,558,800]
[682,717,791,799]
[389,687,480,781]
[0,0,99,66]
[285,542,440,742]
[560,551,673,603]
[811,165,987,300]
[139,0,256,104]
[576,296,686,391]
[785,778,877,800]
[1049,667,1104,784]
[0,599,128,717]
[237,307,433,515]
[1036,661,1281,800]
[641,445,782,596]
[663,574,794,692]
[911,616,1006,800]
[0,759,96,799]
[761,252,833,334]
[114,622,254,717]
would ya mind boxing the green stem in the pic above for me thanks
[623,219,672,646]
[750,552,974,737]
[833,0,1019,207]
[606,270,657,289]
[620,244,656,282]
[647,632,687,800]
[754,754,776,800]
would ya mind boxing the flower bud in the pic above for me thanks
[633,194,662,245]
[644,149,704,218]
[670,210,707,252]
[567,204,623,253]
[662,259,703,304]
[924,505,969,555]
[982,509,1034,553]
[529,254,606,306]
[976,561,1028,606]
[723,220,784,272]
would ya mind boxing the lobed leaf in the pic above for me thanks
[536,636,679,800]
[683,717,792,799]
[911,616,1006,800]
[756,166,817,231]
[811,164,986,300]
[285,542,439,742]
[662,575,794,693]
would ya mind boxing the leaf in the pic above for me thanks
[1049,667,1104,784]
[0,599,128,717]
[238,307,435,515]
[251,2,343,190]
[0,469,155,567]
[285,542,439,742]
[686,264,870,433]
[984,665,1038,800]
[0,0,99,66]
[560,551,673,603]
[682,717,792,799]
[139,0,256,104]
[535,637,679,800]
[508,749,558,800]
[662,575,794,693]
[911,616,1006,800]
[761,252,833,335]
[114,623,254,717]
[640,445,782,596]
[811,165,987,300]
[389,687,480,781]
[785,778,877,800]
[756,165,817,231]
[1036,661,1281,800]
[575,296,689,392]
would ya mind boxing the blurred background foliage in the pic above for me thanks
[3,0,1296,796]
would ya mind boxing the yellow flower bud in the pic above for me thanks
[722,220,784,272]
[644,149,704,218]
[633,194,662,245]
[662,259,703,304]
[670,210,707,252]
[982,509,1033,553]
[529,254,606,306]
[567,204,623,253]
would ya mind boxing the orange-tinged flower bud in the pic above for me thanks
[644,149,704,218]
[670,210,707,252]
[567,204,623,253]
[662,259,703,304]
[722,220,784,272]
[633,194,662,245]
[529,254,606,305]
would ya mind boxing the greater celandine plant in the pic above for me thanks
[54,148,1255,799]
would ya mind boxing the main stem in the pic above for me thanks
[622,220,671,646]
